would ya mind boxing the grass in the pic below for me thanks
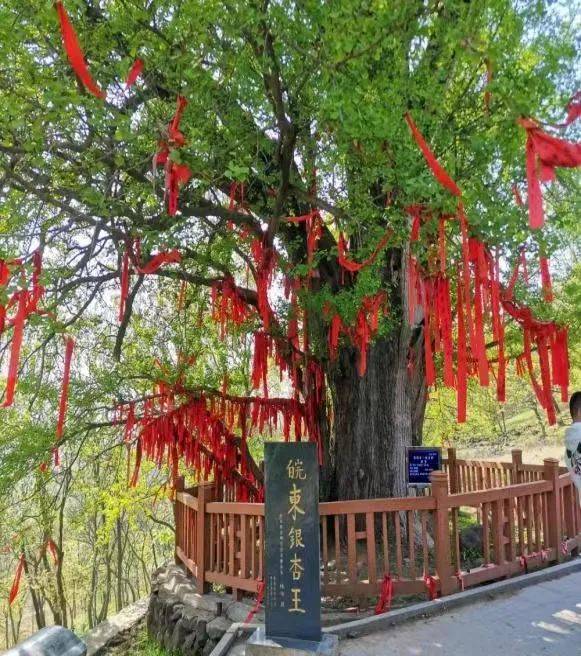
[109,628,171,656]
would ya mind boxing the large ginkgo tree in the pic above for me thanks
[0,0,579,501]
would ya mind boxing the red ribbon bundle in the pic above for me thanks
[56,2,105,99]
[56,337,75,439]
[154,96,192,216]
[8,555,25,605]
[519,118,581,229]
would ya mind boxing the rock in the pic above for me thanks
[170,604,184,623]
[226,600,255,623]
[182,633,198,656]
[169,618,189,651]
[207,615,231,641]
[196,618,209,639]
[202,638,218,656]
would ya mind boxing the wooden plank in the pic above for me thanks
[505,497,515,563]
[176,546,198,577]
[395,512,403,577]
[407,511,416,579]
[176,491,198,511]
[251,515,256,579]
[526,496,533,553]
[421,511,430,574]
[240,514,248,580]
[205,571,260,593]
[516,495,524,556]
[322,578,428,598]
[319,497,435,515]
[381,512,389,575]
[491,500,504,564]
[229,514,236,577]
[449,480,551,508]
[366,512,377,585]
[206,502,265,515]
[347,513,357,584]
[533,494,542,552]
[334,515,341,583]
[482,502,490,565]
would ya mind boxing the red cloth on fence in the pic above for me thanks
[56,2,105,99]
[374,574,394,615]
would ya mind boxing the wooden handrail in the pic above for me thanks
[173,453,581,604]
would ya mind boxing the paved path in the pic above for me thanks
[339,571,581,655]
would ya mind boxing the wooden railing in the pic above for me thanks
[174,449,581,602]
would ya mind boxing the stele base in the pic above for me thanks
[246,628,339,656]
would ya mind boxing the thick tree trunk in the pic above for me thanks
[321,252,427,501]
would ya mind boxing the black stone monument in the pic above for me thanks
[264,441,321,643]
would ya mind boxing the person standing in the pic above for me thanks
[565,392,581,496]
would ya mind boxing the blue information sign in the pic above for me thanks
[407,447,441,486]
[264,442,321,643]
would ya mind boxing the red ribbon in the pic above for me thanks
[9,555,25,605]
[2,291,28,407]
[337,229,392,273]
[45,539,59,566]
[56,2,105,99]
[56,337,75,439]
[404,112,462,197]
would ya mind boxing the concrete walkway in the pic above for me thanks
[339,571,581,655]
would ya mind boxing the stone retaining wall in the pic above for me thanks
[147,564,264,655]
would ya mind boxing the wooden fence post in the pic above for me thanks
[196,482,212,594]
[447,448,458,494]
[431,470,454,596]
[543,458,563,562]
[174,476,185,565]
[512,449,523,484]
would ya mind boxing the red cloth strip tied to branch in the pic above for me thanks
[56,2,105,99]
[153,96,191,216]
[337,229,393,273]
[2,291,29,408]
[45,538,59,566]
[56,337,75,439]
[404,112,462,197]
[125,58,144,88]
[519,118,581,229]
[539,256,553,302]
[135,249,181,274]
[8,554,25,605]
